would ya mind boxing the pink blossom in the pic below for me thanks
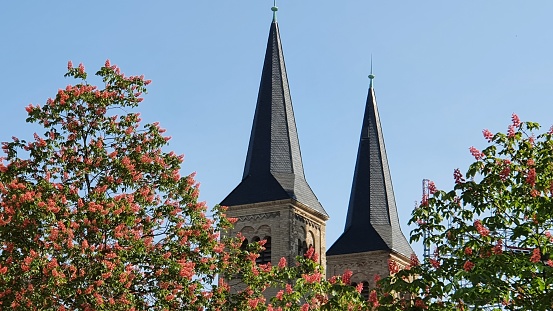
[369,290,379,307]
[302,272,321,284]
[304,246,315,260]
[530,248,541,263]
[469,146,484,160]
[482,129,493,142]
[373,274,381,284]
[526,168,536,187]
[507,125,516,138]
[78,63,85,74]
[342,270,352,284]
[474,220,490,236]
[388,259,400,274]
[67,60,73,69]
[410,253,420,267]
[428,181,437,194]
[414,299,427,309]
[278,257,286,269]
[499,163,510,181]
[511,113,521,127]
[248,298,259,308]
[463,260,475,271]
[454,168,465,184]
[421,195,428,207]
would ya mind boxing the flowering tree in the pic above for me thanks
[375,115,553,310]
[0,62,368,311]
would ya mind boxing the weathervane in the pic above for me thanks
[271,0,278,21]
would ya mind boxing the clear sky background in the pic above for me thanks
[2,1,553,257]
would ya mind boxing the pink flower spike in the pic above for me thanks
[453,168,465,184]
[469,146,484,160]
[530,248,541,263]
[67,60,73,69]
[278,257,286,269]
[428,181,437,194]
[482,129,493,142]
[463,260,475,271]
[507,125,515,138]
[78,63,85,74]
[511,113,521,127]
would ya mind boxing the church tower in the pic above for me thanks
[326,74,414,288]
[221,7,329,269]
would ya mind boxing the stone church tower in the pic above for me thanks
[222,6,413,292]
[221,8,329,269]
[326,75,414,289]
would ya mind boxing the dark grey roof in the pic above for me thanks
[221,20,328,218]
[327,83,413,259]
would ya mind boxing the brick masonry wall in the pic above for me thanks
[224,199,328,295]
[327,251,410,287]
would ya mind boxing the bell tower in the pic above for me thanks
[326,73,414,291]
[221,6,329,270]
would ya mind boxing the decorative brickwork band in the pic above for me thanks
[237,211,281,222]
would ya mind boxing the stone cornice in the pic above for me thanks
[294,213,321,230]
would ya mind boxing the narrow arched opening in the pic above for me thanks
[361,281,370,300]
[240,238,249,251]
[260,236,271,264]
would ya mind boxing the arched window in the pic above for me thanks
[298,239,303,256]
[351,281,370,299]
[259,236,271,264]
[302,241,308,256]
[240,238,249,251]
[251,236,271,265]
[361,281,370,300]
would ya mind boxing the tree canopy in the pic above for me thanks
[376,115,553,310]
[0,62,367,311]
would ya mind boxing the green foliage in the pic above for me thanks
[0,62,369,311]
[376,115,553,310]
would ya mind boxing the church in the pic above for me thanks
[220,5,414,289]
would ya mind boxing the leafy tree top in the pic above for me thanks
[0,62,370,311]
[377,114,553,311]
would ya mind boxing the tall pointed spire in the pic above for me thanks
[327,73,413,258]
[221,10,328,218]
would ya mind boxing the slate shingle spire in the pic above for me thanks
[221,15,328,218]
[327,75,413,258]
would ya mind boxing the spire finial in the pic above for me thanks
[368,55,375,87]
[271,0,278,21]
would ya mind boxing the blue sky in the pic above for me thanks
[2,1,553,256]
